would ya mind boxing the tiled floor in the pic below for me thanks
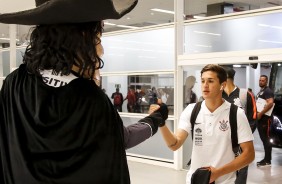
[128,130,282,184]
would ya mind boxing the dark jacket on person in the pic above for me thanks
[0,64,130,184]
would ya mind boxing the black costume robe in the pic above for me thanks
[0,64,130,184]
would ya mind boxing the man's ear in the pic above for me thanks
[220,82,227,90]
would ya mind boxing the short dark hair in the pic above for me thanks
[201,64,227,84]
[23,21,104,78]
[224,67,236,80]
[260,75,268,82]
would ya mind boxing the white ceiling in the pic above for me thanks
[1,0,282,42]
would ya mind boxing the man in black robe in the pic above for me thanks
[0,0,168,183]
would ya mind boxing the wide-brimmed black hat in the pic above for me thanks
[0,0,138,25]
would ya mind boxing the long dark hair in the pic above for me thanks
[23,21,104,78]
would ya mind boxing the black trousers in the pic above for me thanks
[257,115,272,162]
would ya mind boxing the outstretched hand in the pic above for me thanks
[148,98,162,113]
[148,102,168,127]
[148,104,160,114]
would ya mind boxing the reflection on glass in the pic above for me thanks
[16,48,25,67]
[183,66,203,108]
[102,74,174,115]
[101,27,174,72]
[269,63,282,124]
[105,0,279,32]
[184,75,198,107]
[184,0,275,20]
[17,25,32,46]
[0,23,10,49]
[0,24,32,49]
[270,63,282,96]
[103,0,174,32]
[184,12,282,54]
[0,50,10,77]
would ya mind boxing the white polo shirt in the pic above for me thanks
[179,100,253,184]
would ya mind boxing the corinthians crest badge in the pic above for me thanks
[219,119,229,131]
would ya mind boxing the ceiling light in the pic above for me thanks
[116,25,138,29]
[193,16,205,19]
[258,23,282,30]
[104,22,116,26]
[233,65,242,67]
[194,31,221,36]
[259,40,282,44]
[0,37,20,42]
[151,8,174,15]
[0,37,10,41]
[107,54,124,57]
[195,44,212,48]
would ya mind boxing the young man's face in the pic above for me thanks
[201,71,224,100]
[259,76,267,88]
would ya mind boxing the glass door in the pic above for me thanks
[178,49,282,169]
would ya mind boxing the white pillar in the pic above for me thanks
[9,24,17,72]
[246,66,250,89]
[174,0,184,170]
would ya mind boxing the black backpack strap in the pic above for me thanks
[230,103,241,156]
[190,101,203,139]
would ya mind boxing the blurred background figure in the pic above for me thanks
[256,75,274,167]
[135,86,145,113]
[124,87,136,112]
[111,88,124,112]
[148,87,158,105]
[184,75,198,106]
[159,88,169,104]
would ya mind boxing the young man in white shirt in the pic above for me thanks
[156,64,255,184]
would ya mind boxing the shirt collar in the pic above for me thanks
[202,100,230,115]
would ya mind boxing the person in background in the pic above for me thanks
[256,75,274,167]
[111,87,124,112]
[124,87,136,112]
[184,76,198,166]
[0,0,169,183]
[184,75,198,107]
[156,64,254,184]
[134,86,145,113]
[222,67,257,184]
[148,87,158,105]
[222,67,257,133]
[159,88,169,104]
